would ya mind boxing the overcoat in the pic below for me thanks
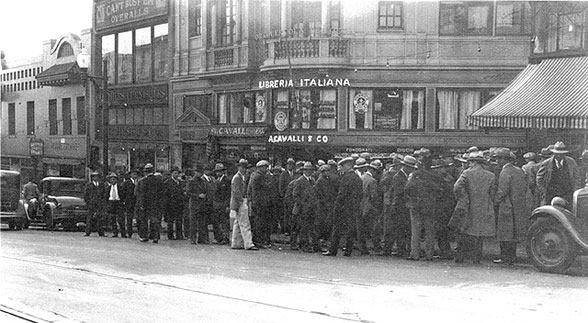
[84,181,107,213]
[495,163,529,242]
[247,170,269,208]
[536,155,581,205]
[293,175,316,218]
[453,164,496,237]
[136,174,165,221]
[361,171,379,218]
[333,170,363,221]
[314,172,337,222]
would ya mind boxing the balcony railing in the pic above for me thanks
[275,39,320,59]
[213,48,234,67]
[328,39,349,58]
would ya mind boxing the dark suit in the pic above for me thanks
[314,172,337,241]
[106,182,125,237]
[384,169,410,256]
[328,170,363,256]
[120,179,137,237]
[247,170,271,245]
[187,176,208,243]
[213,174,231,243]
[280,171,299,234]
[84,181,107,236]
[165,177,186,239]
[136,174,165,241]
[292,175,318,251]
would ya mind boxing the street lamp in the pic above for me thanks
[77,52,109,177]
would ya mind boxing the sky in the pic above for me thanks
[0,0,92,67]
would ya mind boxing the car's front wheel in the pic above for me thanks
[526,217,577,273]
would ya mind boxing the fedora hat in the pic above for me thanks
[301,161,314,170]
[327,159,337,166]
[454,154,468,163]
[350,153,360,160]
[256,160,270,167]
[106,172,118,179]
[523,152,536,161]
[287,158,295,165]
[492,147,513,159]
[214,163,226,172]
[90,171,100,177]
[317,160,326,166]
[144,163,154,171]
[466,146,479,153]
[338,157,354,166]
[550,141,569,154]
[319,165,330,172]
[400,156,418,168]
[354,157,368,169]
[370,160,383,170]
[237,158,248,166]
[468,151,486,162]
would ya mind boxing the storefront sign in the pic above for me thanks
[95,0,168,31]
[110,125,168,141]
[274,111,288,132]
[29,139,44,156]
[209,126,267,137]
[258,78,351,89]
[108,84,168,106]
[267,134,330,144]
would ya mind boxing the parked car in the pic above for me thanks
[0,170,27,230]
[24,177,88,230]
[526,186,588,273]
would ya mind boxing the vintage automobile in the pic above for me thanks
[526,186,588,273]
[0,170,28,230]
[23,177,88,230]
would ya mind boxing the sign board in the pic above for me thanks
[95,0,168,31]
[209,126,267,137]
[259,78,351,89]
[29,138,44,156]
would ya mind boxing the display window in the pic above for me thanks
[272,89,337,130]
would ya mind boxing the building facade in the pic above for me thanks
[1,31,90,181]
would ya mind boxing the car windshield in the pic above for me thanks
[44,181,85,198]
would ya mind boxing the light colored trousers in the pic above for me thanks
[231,198,254,249]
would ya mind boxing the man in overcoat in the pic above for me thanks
[165,166,186,240]
[314,164,337,245]
[494,148,529,265]
[279,158,297,234]
[213,163,231,244]
[357,161,379,255]
[522,152,539,209]
[136,164,165,243]
[106,172,125,237]
[84,171,107,237]
[247,160,271,247]
[323,157,363,257]
[120,169,139,238]
[187,165,207,244]
[292,162,318,252]
[536,142,582,207]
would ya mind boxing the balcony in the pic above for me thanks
[204,45,252,74]
[261,37,351,71]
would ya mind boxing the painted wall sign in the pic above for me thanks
[29,139,44,156]
[108,84,168,106]
[273,110,288,132]
[267,134,330,144]
[258,78,351,89]
[95,0,168,31]
[210,126,267,137]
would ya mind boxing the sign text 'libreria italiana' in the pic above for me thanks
[258,78,351,89]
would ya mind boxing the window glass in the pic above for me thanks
[317,89,337,129]
[291,1,321,37]
[153,107,163,124]
[559,11,585,50]
[117,31,133,84]
[134,107,144,125]
[154,23,169,81]
[218,94,228,124]
[26,101,35,135]
[135,27,152,83]
[184,94,214,120]
[76,97,86,135]
[378,1,403,29]
[109,108,117,125]
[144,107,154,125]
[440,2,492,35]
[189,0,202,37]
[49,99,58,135]
[101,34,116,84]
[218,0,237,45]
[229,93,242,124]
[116,108,126,125]
[349,88,425,130]
[437,89,490,130]
[125,108,134,125]
[8,103,16,135]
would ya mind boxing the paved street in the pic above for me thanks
[1,229,588,323]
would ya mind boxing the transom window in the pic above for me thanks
[378,1,404,30]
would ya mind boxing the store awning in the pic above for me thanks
[470,56,588,129]
[36,62,81,86]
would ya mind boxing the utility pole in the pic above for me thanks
[101,60,109,176]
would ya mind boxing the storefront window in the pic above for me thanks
[218,92,266,125]
[117,31,133,84]
[101,34,116,84]
[349,89,424,131]
[273,89,336,130]
[135,27,152,83]
[436,89,499,130]
[154,23,169,81]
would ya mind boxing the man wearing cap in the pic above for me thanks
[314,164,337,248]
[493,148,529,265]
[121,169,140,238]
[230,159,258,250]
[536,141,581,207]
[187,165,208,244]
[164,166,186,240]
[106,172,125,238]
[383,156,417,257]
[292,162,318,252]
[521,152,539,209]
[248,160,271,247]
[323,157,363,257]
[136,164,165,243]
[357,160,379,255]
[213,163,231,244]
[405,148,448,261]
[84,172,107,237]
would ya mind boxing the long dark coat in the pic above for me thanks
[334,170,363,221]
[453,164,496,237]
[495,163,529,242]
[136,174,165,221]
[164,177,186,220]
[84,181,107,213]
[315,172,337,222]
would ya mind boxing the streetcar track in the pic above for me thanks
[0,304,73,323]
[2,255,369,322]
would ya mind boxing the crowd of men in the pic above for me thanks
[82,141,587,265]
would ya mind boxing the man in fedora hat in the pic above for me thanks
[292,162,318,252]
[121,169,140,238]
[314,164,337,249]
[136,163,165,243]
[213,163,231,244]
[84,171,107,237]
[356,160,380,255]
[230,159,258,250]
[383,155,417,257]
[323,157,363,257]
[187,164,208,244]
[536,141,581,207]
[106,172,125,238]
[248,160,271,248]
[164,166,186,240]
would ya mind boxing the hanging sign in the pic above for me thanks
[353,93,369,114]
[274,110,288,132]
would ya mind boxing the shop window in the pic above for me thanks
[189,0,202,37]
[291,1,321,37]
[26,101,35,135]
[76,97,86,135]
[117,31,133,84]
[349,89,425,131]
[49,99,58,135]
[440,1,493,36]
[436,89,499,130]
[495,1,530,35]
[62,98,72,135]
[218,92,265,125]
[101,34,116,84]
[274,89,336,130]
[135,27,152,83]
[154,23,169,81]
[378,1,403,30]
[8,103,16,135]
[184,94,214,121]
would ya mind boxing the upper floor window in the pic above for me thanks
[218,0,238,46]
[378,1,403,30]
[8,103,16,136]
[329,1,342,34]
[440,1,493,36]
[189,0,202,37]
[557,11,586,51]
[291,1,322,37]
[495,1,531,35]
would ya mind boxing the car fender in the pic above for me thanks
[531,206,588,250]
[16,200,28,219]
